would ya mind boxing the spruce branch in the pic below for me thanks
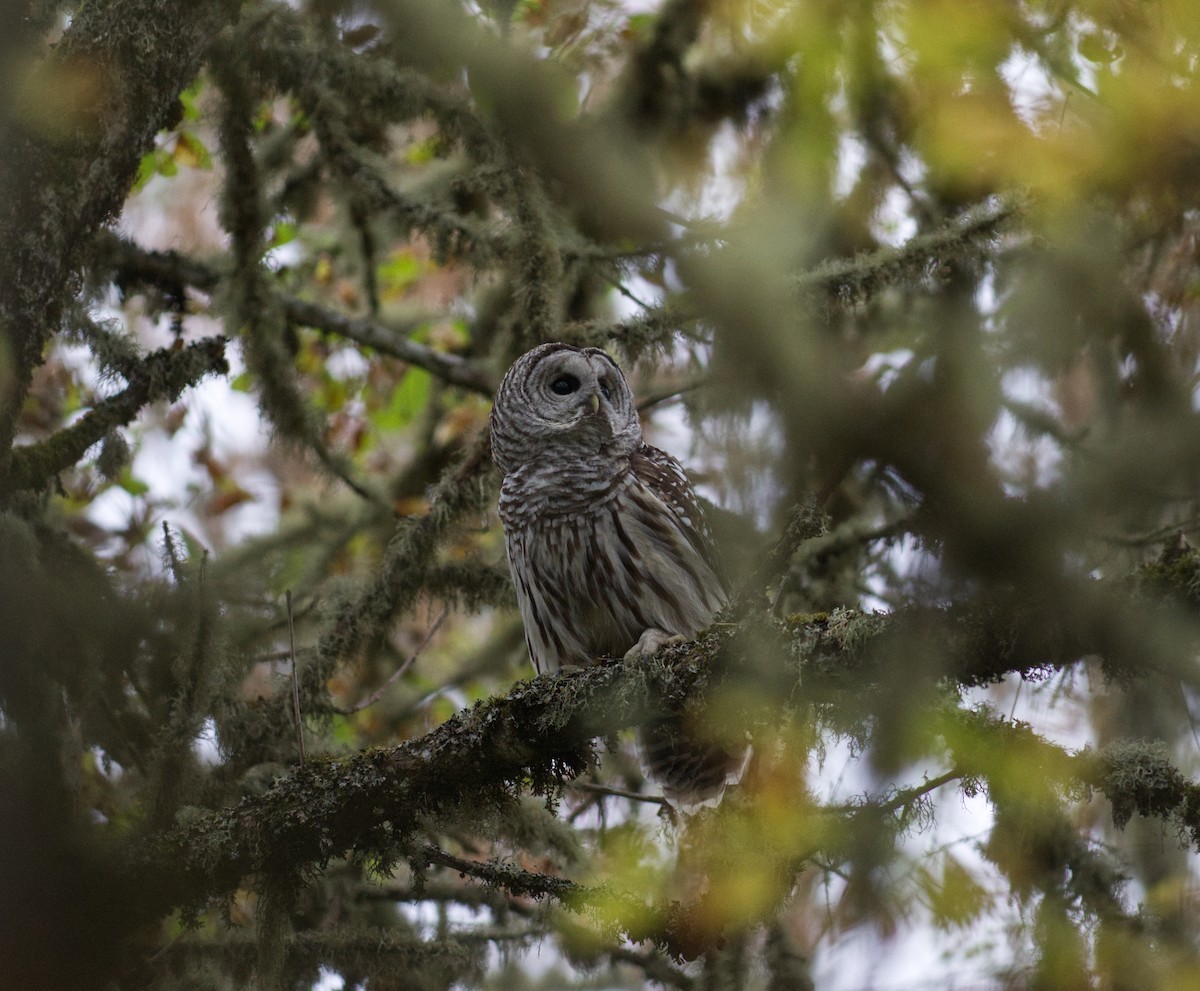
[793,197,1020,305]
[6,337,228,493]
[0,0,241,482]
[92,234,498,394]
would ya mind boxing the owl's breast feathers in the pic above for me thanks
[498,443,726,673]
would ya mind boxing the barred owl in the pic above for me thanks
[491,342,742,804]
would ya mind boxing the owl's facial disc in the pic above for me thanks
[532,352,616,437]
[490,343,643,474]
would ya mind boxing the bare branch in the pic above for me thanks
[347,606,450,713]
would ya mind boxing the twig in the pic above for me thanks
[421,844,579,900]
[876,769,961,816]
[637,378,708,412]
[569,780,669,807]
[606,274,656,312]
[287,590,306,766]
[349,606,450,712]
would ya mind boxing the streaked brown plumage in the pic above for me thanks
[490,342,741,804]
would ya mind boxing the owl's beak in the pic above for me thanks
[587,392,601,415]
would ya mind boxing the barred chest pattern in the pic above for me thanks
[498,447,727,675]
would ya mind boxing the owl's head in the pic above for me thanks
[490,343,641,473]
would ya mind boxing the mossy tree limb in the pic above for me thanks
[92,234,498,394]
[6,337,228,493]
[0,0,242,485]
[141,597,1200,942]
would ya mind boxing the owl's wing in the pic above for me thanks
[629,443,729,596]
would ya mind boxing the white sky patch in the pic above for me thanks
[988,367,1065,493]
[311,966,346,991]
[1000,47,1062,131]
[193,717,222,766]
[861,348,916,391]
[873,186,919,247]
[118,168,227,254]
[326,346,372,381]
[264,238,305,271]
[835,131,868,199]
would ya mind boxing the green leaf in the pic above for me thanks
[404,137,441,165]
[377,250,424,298]
[133,150,158,192]
[117,470,151,497]
[328,714,360,748]
[625,13,655,38]
[270,221,298,248]
[375,369,431,431]
[179,77,204,122]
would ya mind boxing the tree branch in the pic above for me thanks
[0,0,242,484]
[1082,740,1200,846]
[140,568,1200,925]
[7,337,228,492]
[793,197,1020,306]
[92,234,497,394]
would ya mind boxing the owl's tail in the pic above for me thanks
[636,718,750,808]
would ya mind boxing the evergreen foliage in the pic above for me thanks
[3,1,1200,988]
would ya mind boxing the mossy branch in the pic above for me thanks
[0,0,240,482]
[93,234,497,394]
[6,337,228,493]
[794,197,1019,307]
[1082,741,1200,845]
[142,595,1200,923]
[146,651,672,909]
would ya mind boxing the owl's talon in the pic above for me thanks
[624,629,686,661]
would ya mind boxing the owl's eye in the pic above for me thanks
[550,375,580,395]
[598,380,612,400]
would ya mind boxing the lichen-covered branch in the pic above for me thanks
[0,0,241,484]
[6,337,228,492]
[1081,741,1200,845]
[141,584,1200,934]
[793,197,1020,307]
[147,650,674,912]
[92,234,498,394]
